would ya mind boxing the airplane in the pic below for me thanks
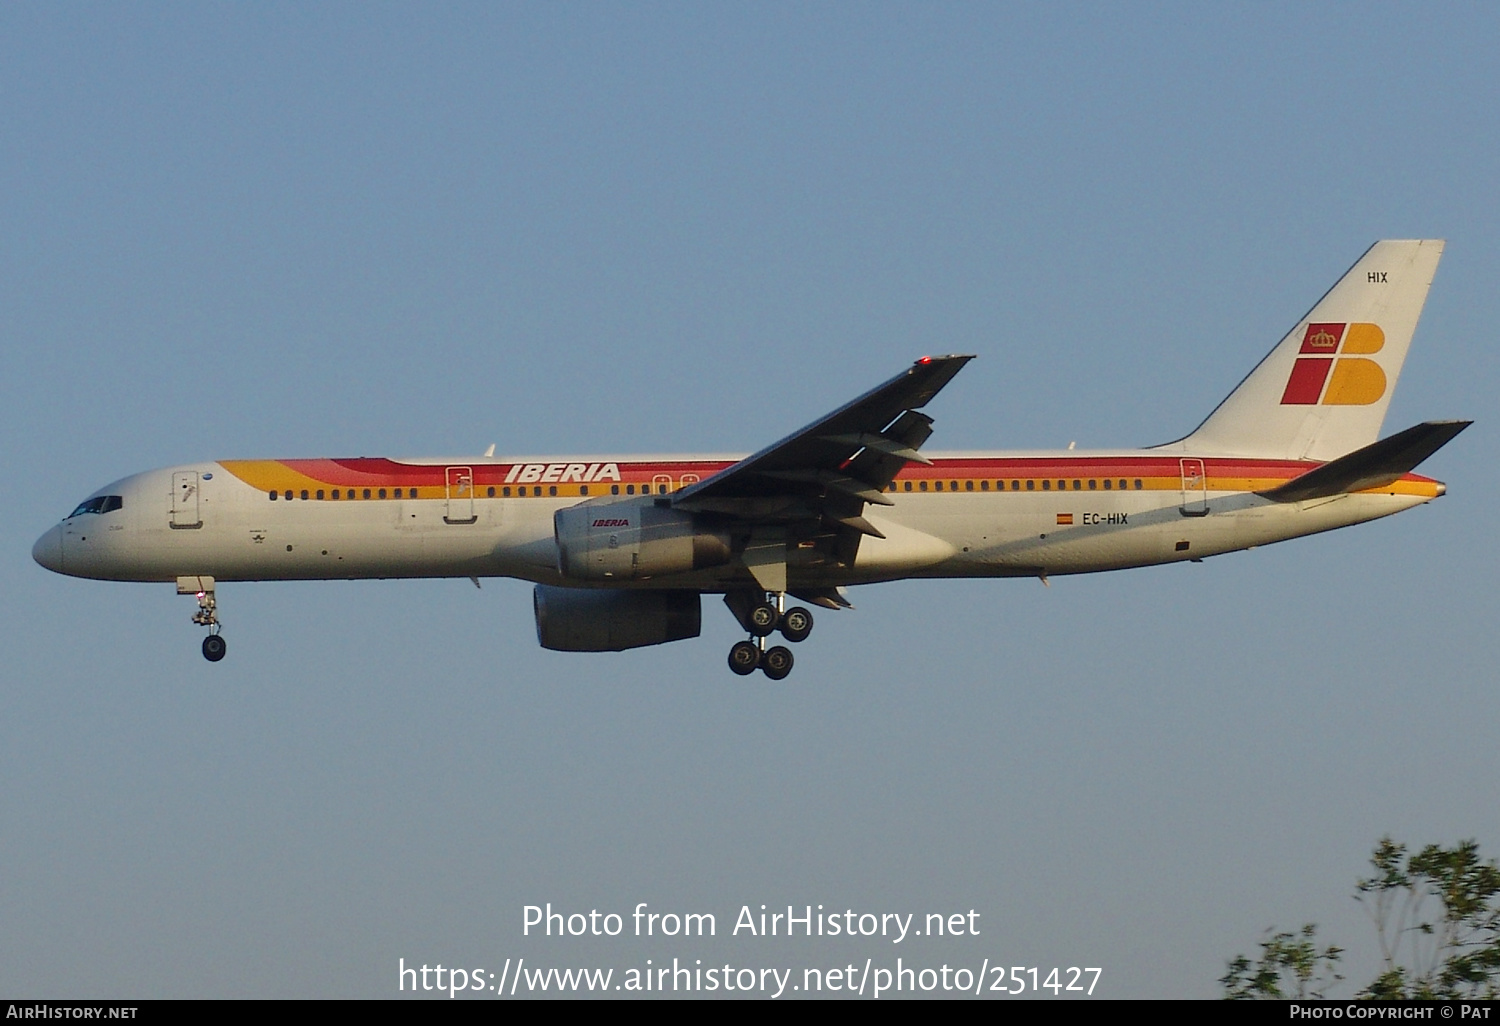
[33,240,1468,679]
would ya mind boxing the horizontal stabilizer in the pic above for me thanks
[1258,420,1470,503]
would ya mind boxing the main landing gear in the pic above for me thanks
[178,575,226,662]
[725,592,814,680]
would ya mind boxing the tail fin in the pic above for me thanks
[1169,240,1444,461]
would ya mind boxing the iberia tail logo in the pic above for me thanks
[1280,323,1387,405]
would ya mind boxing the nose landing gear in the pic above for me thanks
[724,591,814,679]
[178,575,226,662]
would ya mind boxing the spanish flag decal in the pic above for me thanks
[1056,512,1074,525]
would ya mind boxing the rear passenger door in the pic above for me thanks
[444,466,477,524]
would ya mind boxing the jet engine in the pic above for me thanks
[533,585,701,652]
[554,501,732,580]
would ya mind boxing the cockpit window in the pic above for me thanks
[68,495,123,517]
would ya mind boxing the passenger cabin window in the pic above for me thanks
[1072,480,1081,490]
[1026,480,1034,490]
[1133,479,1143,490]
[950,481,958,491]
[627,485,636,495]
[1088,480,1097,490]
[332,490,341,499]
[919,481,928,491]
[611,485,620,495]
[316,490,324,500]
[378,489,387,499]
[904,481,912,492]
[1103,479,1111,490]
[285,490,293,500]
[363,489,371,499]
[549,486,558,496]
[503,486,512,497]
[301,490,309,500]
[979,480,988,491]
[1011,481,1020,490]
[269,491,277,500]
[1042,480,1051,490]
[934,481,943,491]
[69,495,124,516]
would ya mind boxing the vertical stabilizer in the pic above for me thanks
[1169,240,1444,461]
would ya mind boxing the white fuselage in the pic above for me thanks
[32,450,1441,591]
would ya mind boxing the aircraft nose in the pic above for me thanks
[32,525,62,573]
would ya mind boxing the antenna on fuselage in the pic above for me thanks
[483,444,496,457]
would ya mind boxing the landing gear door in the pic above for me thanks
[171,471,202,528]
[1179,458,1208,517]
[444,466,477,524]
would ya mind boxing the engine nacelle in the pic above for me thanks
[533,586,702,652]
[554,500,732,580]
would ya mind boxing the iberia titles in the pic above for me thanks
[504,463,622,484]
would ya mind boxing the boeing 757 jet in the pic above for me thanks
[34,241,1467,678]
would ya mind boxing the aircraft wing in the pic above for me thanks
[673,355,973,581]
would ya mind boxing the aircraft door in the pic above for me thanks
[171,471,201,528]
[444,466,477,524]
[1179,458,1208,517]
[651,474,673,496]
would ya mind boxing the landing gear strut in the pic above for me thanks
[178,575,226,662]
[724,590,815,679]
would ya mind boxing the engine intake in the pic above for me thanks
[555,500,731,580]
[533,586,701,652]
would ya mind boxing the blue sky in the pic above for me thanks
[3,3,1497,998]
